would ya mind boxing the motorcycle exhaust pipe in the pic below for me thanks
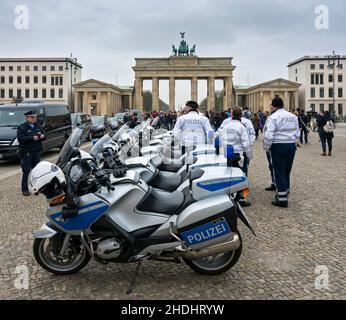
[181,235,240,260]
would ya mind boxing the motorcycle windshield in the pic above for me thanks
[56,127,89,168]
[129,124,142,138]
[151,117,160,128]
[112,123,130,142]
[89,134,112,157]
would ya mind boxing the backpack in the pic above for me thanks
[323,120,336,133]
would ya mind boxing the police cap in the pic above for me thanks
[24,110,37,116]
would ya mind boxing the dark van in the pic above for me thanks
[0,102,72,160]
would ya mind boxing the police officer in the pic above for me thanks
[241,111,256,176]
[263,97,300,208]
[219,107,252,207]
[173,101,212,155]
[219,107,253,169]
[17,110,46,196]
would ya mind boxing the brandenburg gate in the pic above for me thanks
[132,33,235,111]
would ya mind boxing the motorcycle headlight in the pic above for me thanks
[12,138,19,146]
[70,165,83,183]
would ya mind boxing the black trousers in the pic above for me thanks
[300,128,309,144]
[266,151,275,186]
[21,150,41,192]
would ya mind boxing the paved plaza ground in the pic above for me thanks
[0,127,345,300]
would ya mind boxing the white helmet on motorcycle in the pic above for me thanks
[28,161,66,195]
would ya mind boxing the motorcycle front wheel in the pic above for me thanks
[33,235,91,275]
[183,233,242,275]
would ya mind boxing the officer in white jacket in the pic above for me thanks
[241,115,256,176]
[263,97,300,208]
[219,107,253,166]
[173,101,212,154]
[218,107,252,207]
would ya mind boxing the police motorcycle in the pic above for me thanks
[30,127,255,293]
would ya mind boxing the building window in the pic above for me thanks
[59,88,63,99]
[9,76,13,84]
[9,66,13,72]
[60,76,63,86]
[0,89,5,99]
[25,89,30,99]
[50,88,55,99]
[33,89,38,99]
[311,104,316,112]
[319,88,324,98]
[0,76,4,84]
[17,89,22,98]
[33,66,38,71]
[320,74,324,85]
[25,66,30,72]
[17,76,22,84]
[329,104,334,112]
[25,76,30,84]
[295,69,298,74]
[9,89,13,98]
[311,74,315,85]
[50,66,55,71]
[34,76,38,84]
[338,75,343,83]
[0,66,5,71]
[17,66,22,72]
[42,88,47,99]
[92,95,97,101]
[42,66,47,71]
[338,104,343,116]
[329,75,333,82]
[319,64,324,70]
[338,64,343,69]
[329,88,333,98]
[42,76,47,84]
[55,76,59,86]
[59,66,64,71]
[320,103,324,112]
[295,77,298,82]
[310,88,316,98]
[310,64,315,70]
[51,76,54,86]
[338,88,343,98]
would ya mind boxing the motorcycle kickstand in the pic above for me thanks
[127,259,143,295]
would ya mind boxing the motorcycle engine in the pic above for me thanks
[95,238,121,260]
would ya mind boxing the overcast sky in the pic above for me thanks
[1,0,345,106]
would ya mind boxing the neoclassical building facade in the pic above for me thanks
[235,78,301,113]
[73,79,133,115]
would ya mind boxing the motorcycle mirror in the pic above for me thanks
[71,147,81,159]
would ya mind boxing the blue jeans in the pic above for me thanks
[270,144,296,202]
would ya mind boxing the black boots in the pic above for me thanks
[265,184,276,191]
[272,199,288,208]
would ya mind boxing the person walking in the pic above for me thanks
[263,97,300,208]
[316,110,335,156]
[241,111,256,176]
[252,113,260,140]
[298,110,309,144]
[17,110,46,196]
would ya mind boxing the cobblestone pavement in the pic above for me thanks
[0,130,345,300]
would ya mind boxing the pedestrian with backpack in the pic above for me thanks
[316,110,336,156]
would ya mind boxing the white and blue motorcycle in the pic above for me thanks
[29,127,255,293]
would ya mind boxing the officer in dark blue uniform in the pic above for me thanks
[17,110,46,196]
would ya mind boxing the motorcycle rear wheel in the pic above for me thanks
[33,235,91,275]
[183,232,242,275]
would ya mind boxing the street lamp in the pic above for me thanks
[327,50,342,114]
[65,54,78,112]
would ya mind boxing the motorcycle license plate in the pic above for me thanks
[180,218,231,246]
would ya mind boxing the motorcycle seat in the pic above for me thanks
[137,187,185,215]
[158,156,197,173]
[148,170,182,192]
